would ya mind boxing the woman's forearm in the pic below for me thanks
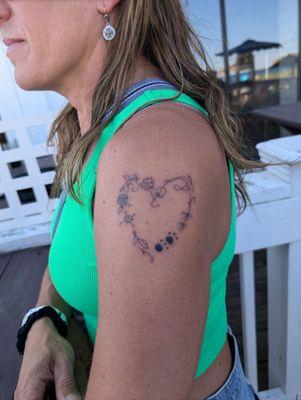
[35,265,74,322]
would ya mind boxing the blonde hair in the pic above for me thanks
[47,0,274,215]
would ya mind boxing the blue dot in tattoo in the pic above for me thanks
[155,243,163,252]
[166,236,174,244]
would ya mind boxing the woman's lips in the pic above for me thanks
[3,38,25,46]
[6,40,26,56]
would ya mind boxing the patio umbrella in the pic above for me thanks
[216,39,281,82]
[216,39,281,57]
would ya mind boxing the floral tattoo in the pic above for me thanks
[116,174,196,262]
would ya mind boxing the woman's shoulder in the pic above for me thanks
[95,97,228,266]
[101,98,220,166]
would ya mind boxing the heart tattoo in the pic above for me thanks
[116,173,196,262]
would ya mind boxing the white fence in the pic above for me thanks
[1,40,301,400]
[0,42,66,251]
[238,134,301,399]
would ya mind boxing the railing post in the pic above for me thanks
[239,251,258,390]
[285,240,301,393]
[267,244,288,389]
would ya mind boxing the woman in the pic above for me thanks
[1,0,266,399]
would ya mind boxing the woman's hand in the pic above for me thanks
[66,313,94,398]
[13,317,82,400]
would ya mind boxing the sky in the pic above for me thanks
[184,0,298,72]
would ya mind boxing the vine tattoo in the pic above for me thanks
[116,173,196,262]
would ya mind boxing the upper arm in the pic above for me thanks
[86,103,225,400]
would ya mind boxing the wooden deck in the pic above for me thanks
[0,246,268,399]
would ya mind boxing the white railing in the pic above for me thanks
[237,134,301,399]
[0,43,66,251]
[0,114,60,251]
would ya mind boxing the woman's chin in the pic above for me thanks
[14,69,47,92]
[14,73,38,91]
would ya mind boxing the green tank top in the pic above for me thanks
[48,78,236,379]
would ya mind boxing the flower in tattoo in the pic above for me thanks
[125,174,139,183]
[140,177,155,191]
[117,193,129,206]
[120,174,140,193]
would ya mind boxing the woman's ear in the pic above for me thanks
[96,0,121,15]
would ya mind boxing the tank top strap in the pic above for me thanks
[76,79,210,197]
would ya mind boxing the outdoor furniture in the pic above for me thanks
[252,101,301,133]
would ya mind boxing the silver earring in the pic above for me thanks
[102,12,116,41]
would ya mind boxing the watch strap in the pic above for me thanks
[16,305,68,355]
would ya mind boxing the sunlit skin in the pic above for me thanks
[88,101,233,400]
[0,0,153,135]
[0,1,233,399]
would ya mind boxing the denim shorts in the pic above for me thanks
[203,324,261,399]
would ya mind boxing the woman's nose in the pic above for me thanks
[0,1,11,27]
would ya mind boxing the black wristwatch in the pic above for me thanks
[16,305,68,355]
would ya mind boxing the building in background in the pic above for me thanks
[185,0,300,144]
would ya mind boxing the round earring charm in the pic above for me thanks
[103,13,116,41]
